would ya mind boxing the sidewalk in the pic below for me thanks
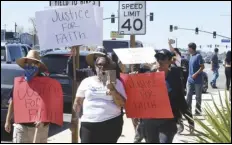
[48,90,229,143]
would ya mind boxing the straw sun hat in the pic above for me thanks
[16,50,48,72]
[86,51,107,68]
[86,52,116,69]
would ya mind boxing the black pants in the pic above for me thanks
[143,119,177,143]
[225,67,231,90]
[80,115,123,143]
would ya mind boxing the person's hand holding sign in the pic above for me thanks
[106,81,116,95]
[4,122,11,133]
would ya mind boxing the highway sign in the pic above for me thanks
[221,39,230,43]
[118,1,146,35]
[49,1,100,7]
[110,31,124,39]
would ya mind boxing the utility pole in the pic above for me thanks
[14,22,17,40]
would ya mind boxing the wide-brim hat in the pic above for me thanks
[16,50,48,72]
[86,52,107,68]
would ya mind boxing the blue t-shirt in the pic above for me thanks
[188,53,204,84]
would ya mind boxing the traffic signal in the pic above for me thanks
[215,44,219,47]
[199,45,201,48]
[195,27,199,34]
[170,25,173,32]
[213,31,216,38]
[226,45,228,48]
[210,44,212,48]
[111,14,115,23]
[150,12,154,21]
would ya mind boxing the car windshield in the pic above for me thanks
[1,46,6,61]
[103,41,129,53]
[41,54,88,74]
[8,45,23,62]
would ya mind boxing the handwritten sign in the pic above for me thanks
[120,72,173,118]
[113,47,156,64]
[13,77,63,126]
[35,5,103,50]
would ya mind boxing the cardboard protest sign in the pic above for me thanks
[35,5,103,50]
[113,47,156,64]
[120,72,173,119]
[13,76,63,126]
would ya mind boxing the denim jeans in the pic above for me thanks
[134,119,144,143]
[186,82,203,114]
[211,68,219,86]
[143,119,177,143]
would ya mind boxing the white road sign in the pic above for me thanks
[49,1,100,7]
[118,1,146,35]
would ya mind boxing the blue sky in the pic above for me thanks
[1,1,231,52]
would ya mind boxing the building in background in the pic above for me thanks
[1,29,6,41]
[20,33,33,46]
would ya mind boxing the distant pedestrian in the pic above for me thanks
[210,48,220,88]
[223,51,231,91]
[186,43,205,115]
[72,53,127,143]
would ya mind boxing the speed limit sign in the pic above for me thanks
[118,1,146,35]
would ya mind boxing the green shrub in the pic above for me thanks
[192,91,231,143]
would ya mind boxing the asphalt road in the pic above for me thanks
[1,63,227,143]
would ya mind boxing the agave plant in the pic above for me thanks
[190,90,231,143]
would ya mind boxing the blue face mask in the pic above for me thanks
[24,64,39,82]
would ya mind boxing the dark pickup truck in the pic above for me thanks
[41,49,95,112]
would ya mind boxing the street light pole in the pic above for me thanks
[175,26,231,39]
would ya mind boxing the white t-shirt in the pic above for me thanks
[175,54,182,67]
[76,76,127,123]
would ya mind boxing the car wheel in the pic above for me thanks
[202,77,208,93]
